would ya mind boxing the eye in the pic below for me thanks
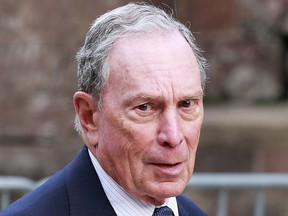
[137,103,152,111]
[178,99,202,119]
[179,100,195,108]
[134,103,156,118]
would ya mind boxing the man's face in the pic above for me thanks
[94,31,204,205]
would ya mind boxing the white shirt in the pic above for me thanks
[88,150,179,216]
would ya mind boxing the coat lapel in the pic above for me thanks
[177,198,189,216]
[177,194,208,216]
[66,146,117,216]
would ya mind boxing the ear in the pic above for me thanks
[73,91,99,147]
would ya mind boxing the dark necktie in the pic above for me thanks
[152,206,175,216]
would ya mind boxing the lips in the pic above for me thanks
[153,162,182,168]
[151,161,185,176]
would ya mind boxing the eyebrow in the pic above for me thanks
[122,90,204,105]
[185,90,204,98]
[122,94,161,106]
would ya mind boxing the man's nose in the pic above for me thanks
[157,109,184,147]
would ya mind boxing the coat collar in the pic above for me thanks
[176,194,207,216]
[66,145,117,216]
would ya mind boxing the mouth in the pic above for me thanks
[151,161,185,176]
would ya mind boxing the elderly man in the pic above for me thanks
[1,2,207,216]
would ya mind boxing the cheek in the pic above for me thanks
[183,123,203,165]
[101,113,151,158]
[114,117,135,144]
[101,108,131,137]
[186,122,202,144]
[113,113,156,144]
[100,115,155,186]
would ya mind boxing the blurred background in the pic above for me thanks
[0,0,288,215]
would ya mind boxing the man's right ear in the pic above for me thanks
[73,91,99,145]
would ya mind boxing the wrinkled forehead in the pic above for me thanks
[107,30,196,73]
[103,31,201,96]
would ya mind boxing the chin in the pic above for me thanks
[144,188,183,205]
[138,181,186,205]
[151,181,185,199]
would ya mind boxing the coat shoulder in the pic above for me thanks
[177,194,208,216]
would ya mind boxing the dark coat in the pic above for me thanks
[1,146,207,216]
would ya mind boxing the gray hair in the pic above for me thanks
[74,2,208,133]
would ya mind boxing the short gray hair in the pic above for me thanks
[75,2,208,133]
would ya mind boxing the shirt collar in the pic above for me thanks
[88,150,179,216]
